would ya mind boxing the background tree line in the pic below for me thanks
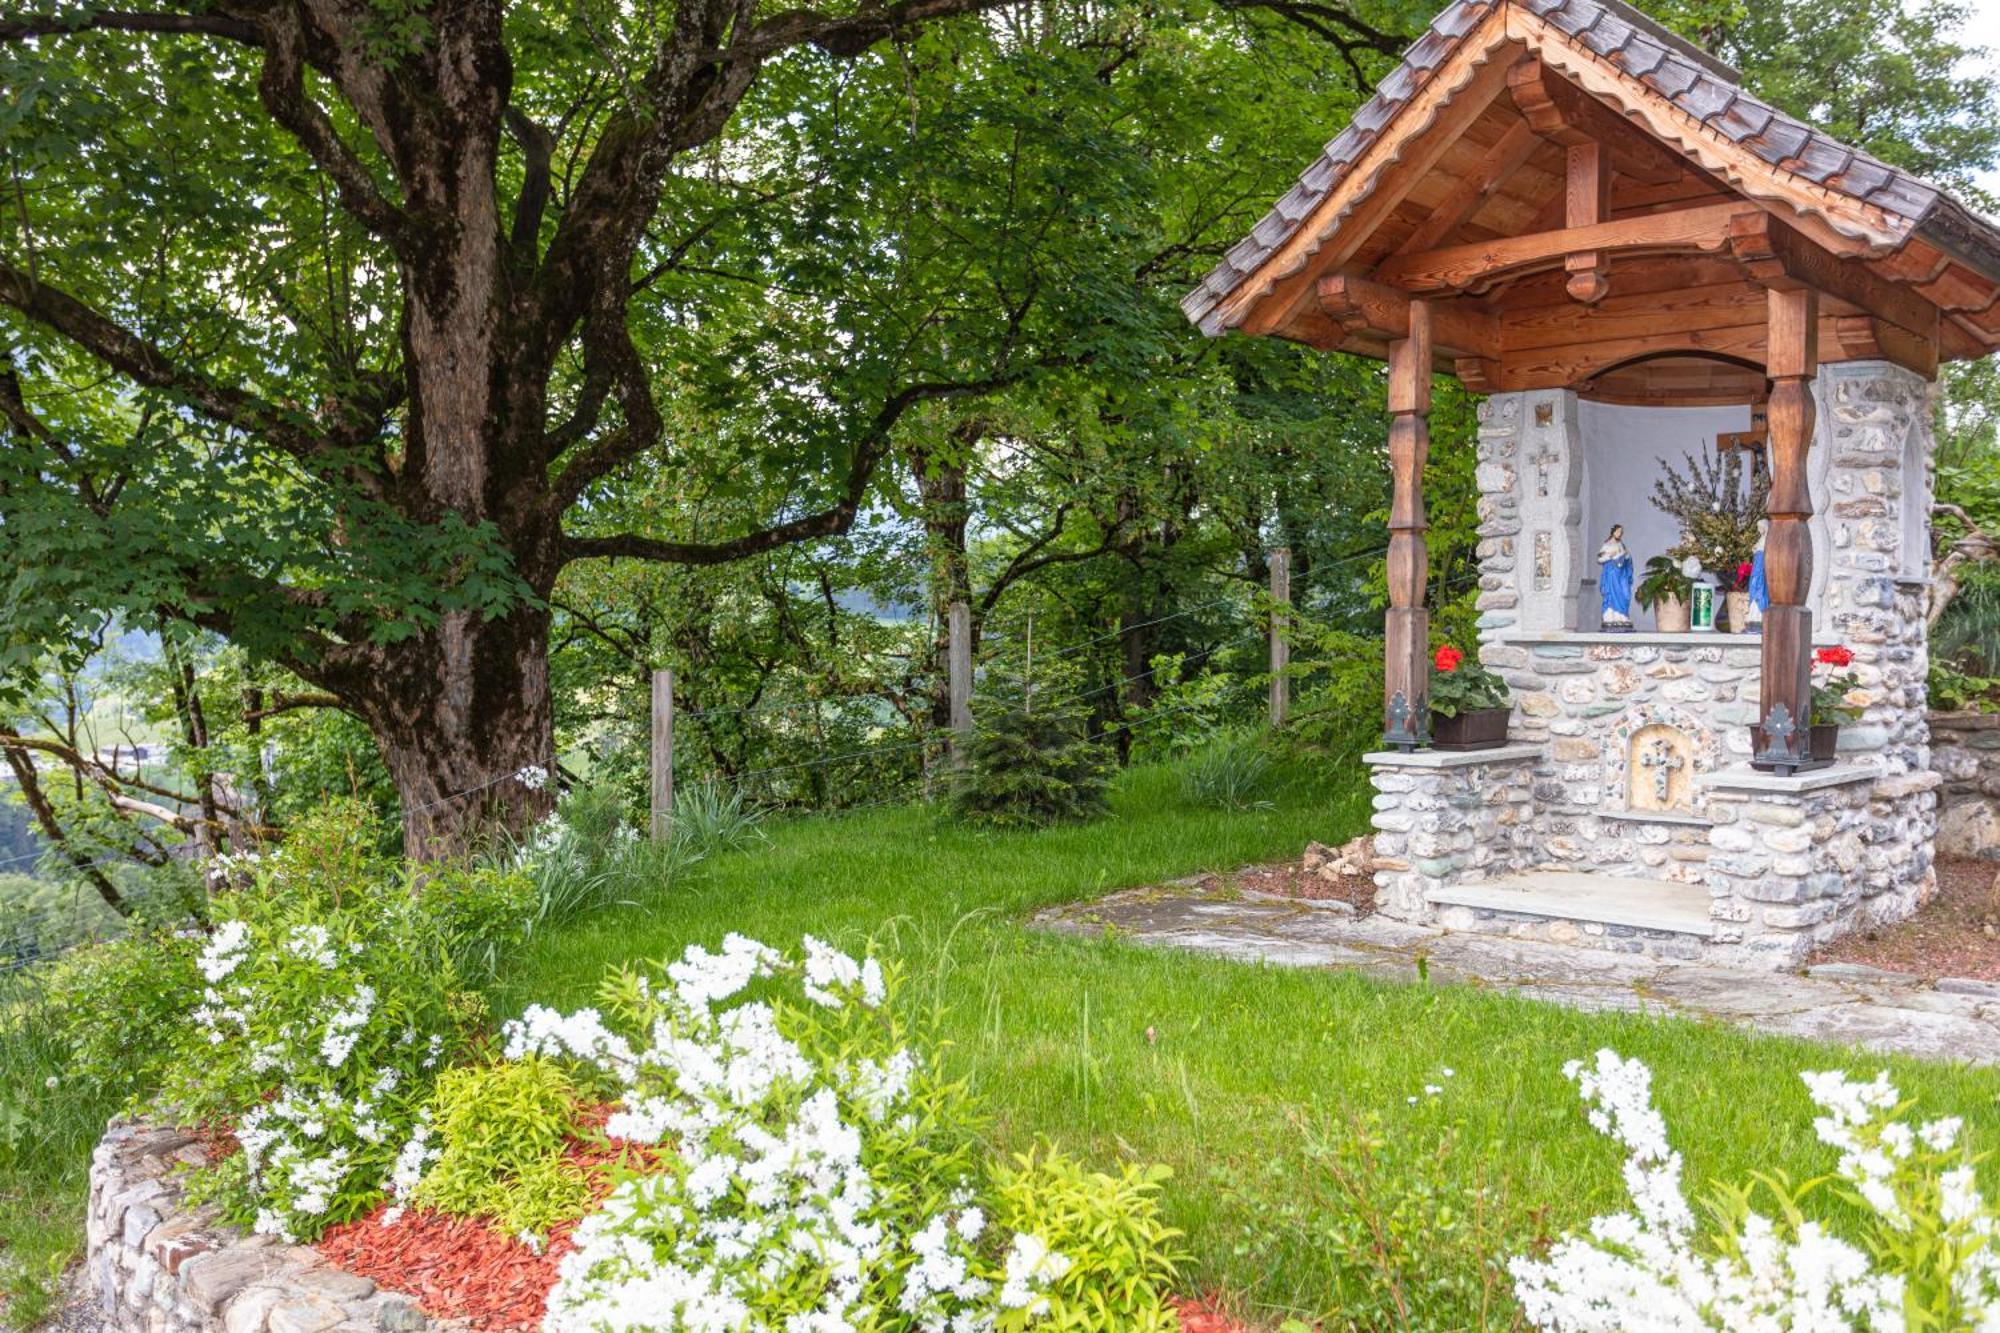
[0,0,1996,919]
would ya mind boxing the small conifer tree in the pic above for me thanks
[951,638,1113,830]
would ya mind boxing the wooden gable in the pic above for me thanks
[1184,0,2000,397]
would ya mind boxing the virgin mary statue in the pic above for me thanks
[1599,524,1634,631]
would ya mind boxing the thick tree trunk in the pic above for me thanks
[350,603,558,861]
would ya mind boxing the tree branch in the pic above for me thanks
[1,745,127,914]
[0,261,331,459]
[560,372,1022,568]
[252,6,410,246]
[0,9,258,44]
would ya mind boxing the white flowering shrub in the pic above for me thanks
[504,933,1140,1332]
[164,806,492,1242]
[1510,1049,2000,1331]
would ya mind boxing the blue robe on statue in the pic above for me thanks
[1749,548,1768,612]
[1601,552,1634,623]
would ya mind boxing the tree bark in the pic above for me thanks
[335,603,558,860]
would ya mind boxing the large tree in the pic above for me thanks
[0,0,1407,855]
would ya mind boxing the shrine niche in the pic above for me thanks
[1627,724,1693,813]
[1185,0,2000,966]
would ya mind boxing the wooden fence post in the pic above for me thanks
[1268,547,1291,729]
[650,668,674,843]
[948,601,973,766]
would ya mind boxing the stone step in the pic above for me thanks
[1426,871,1718,959]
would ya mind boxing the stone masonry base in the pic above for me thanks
[87,1121,440,1333]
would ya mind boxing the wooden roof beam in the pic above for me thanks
[1507,59,1684,186]
[1726,211,1940,343]
[1317,274,1499,357]
[1374,200,1751,294]
[1392,116,1543,257]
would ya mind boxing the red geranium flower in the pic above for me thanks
[1816,645,1855,667]
[1434,645,1464,673]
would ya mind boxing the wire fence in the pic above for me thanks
[3,573,1316,976]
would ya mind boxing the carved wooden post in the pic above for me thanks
[1755,287,1818,772]
[1384,301,1433,749]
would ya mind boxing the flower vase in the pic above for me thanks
[1653,595,1690,633]
[1725,590,1751,634]
[1430,707,1510,751]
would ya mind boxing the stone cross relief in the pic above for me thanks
[1528,440,1561,498]
[1640,737,1684,804]
[1627,723,1695,813]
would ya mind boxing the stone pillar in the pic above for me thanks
[1513,390,1584,632]
[1366,746,1540,922]
[1814,360,1933,772]
[1473,391,1524,647]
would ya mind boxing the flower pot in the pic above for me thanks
[1652,594,1690,633]
[1725,590,1751,633]
[1430,707,1510,751]
[1748,723,1840,769]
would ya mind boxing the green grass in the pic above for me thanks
[498,761,2000,1327]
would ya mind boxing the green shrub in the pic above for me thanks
[1178,729,1275,811]
[988,1145,1185,1332]
[506,779,689,933]
[163,803,487,1241]
[670,778,764,859]
[34,930,202,1110]
[410,1056,592,1239]
[953,702,1113,831]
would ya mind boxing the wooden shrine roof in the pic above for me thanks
[1183,0,2000,396]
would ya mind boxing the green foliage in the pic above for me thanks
[953,700,1114,831]
[1637,555,1695,610]
[506,779,690,935]
[410,1056,592,1240]
[988,1145,1185,1332]
[1177,731,1275,811]
[1294,1114,1523,1331]
[1278,619,1386,761]
[670,778,767,859]
[26,930,202,1115]
[162,803,500,1240]
[1651,448,1768,575]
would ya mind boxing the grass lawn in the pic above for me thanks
[498,762,2000,1328]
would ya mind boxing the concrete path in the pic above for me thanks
[1035,878,2000,1066]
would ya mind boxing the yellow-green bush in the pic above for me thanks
[989,1145,1185,1331]
[411,1055,592,1238]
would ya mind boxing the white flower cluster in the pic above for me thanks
[511,934,1066,1333]
[1511,1051,1998,1331]
[180,911,453,1242]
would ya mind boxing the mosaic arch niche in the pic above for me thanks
[1605,702,1720,817]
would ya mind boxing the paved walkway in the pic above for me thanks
[1034,877,2000,1066]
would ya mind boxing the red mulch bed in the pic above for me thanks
[1808,855,2000,981]
[1227,849,1376,915]
[317,1105,646,1331]
[320,1205,570,1331]
[316,1106,1248,1332]
[1169,1294,1254,1331]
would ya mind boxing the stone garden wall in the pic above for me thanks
[87,1121,438,1333]
[1930,711,2000,857]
